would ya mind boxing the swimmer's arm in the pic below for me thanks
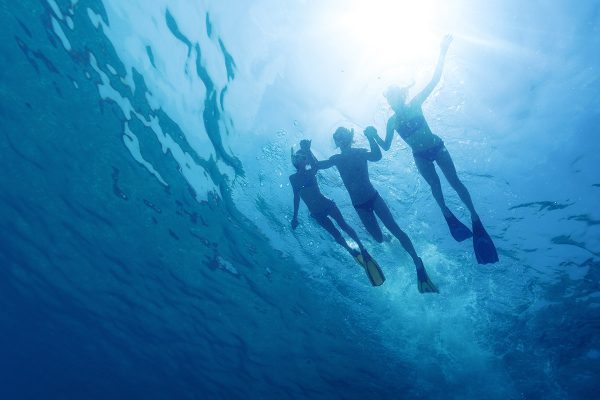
[413,34,453,106]
[292,193,300,229]
[364,127,382,162]
[290,177,300,229]
[372,118,395,151]
[305,151,321,176]
[313,154,337,170]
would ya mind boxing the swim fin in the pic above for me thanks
[354,253,386,286]
[415,258,439,294]
[472,219,499,264]
[444,211,473,242]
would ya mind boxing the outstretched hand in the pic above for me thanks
[363,126,377,138]
[441,34,453,52]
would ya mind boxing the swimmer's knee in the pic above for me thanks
[427,178,442,190]
[387,223,405,239]
[337,221,351,232]
[420,173,441,190]
[330,230,344,241]
[448,177,465,190]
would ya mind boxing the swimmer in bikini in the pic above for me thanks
[372,34,498,264]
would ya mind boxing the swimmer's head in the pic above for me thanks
[333,127,354,149]
[384,83,413,109]
[291,148,308,170]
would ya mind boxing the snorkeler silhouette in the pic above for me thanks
[290,139,385,286]
[371,34,499,264]
[308,127,438,293]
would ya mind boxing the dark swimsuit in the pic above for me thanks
[397,114,427,139]
[353,191,381,212]
[413,142,446,162]
[396,113,446,162]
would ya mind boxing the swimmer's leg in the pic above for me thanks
[372,195,439,293]
[355,207,384,244]
[328,204,368,256]
[314,214,356,255]
[435,148,479,221]
[414,155,452,217]
[371,195,419,262]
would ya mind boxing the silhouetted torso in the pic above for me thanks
[330,148,377,206]
[391,105,443,152]
[289,170,331,214]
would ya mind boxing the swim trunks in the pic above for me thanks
[413,142,446,162]
[353,191,381,212]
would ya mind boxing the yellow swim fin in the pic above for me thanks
[415,258,439,294]
[354,253,385,287]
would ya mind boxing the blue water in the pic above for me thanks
[1,1,599,399]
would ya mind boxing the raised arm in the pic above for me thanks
[364,126,382,162]
[412,34,453,106]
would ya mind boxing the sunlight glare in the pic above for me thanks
[338,0,440,66]
[311,0,446,123]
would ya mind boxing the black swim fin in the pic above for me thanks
[355,253,385,286]
[444,212,473,242]
[415,258,439,294]
[472,219,499,264]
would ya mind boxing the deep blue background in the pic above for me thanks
[1,1,599,399]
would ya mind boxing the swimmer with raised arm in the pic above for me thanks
[290,140,385,286]
[308,127,438,293]
[372,34,498,264]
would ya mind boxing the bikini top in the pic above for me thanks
[395,113,428,139]
[291,170,318,192]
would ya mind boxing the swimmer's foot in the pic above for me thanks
[415,257,439,294]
